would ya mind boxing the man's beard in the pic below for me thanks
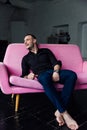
[28,44,34,50]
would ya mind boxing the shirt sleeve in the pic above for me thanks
[21,56,30,77]
[46,48,62,68]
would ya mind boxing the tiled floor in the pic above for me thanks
[0,90,87,130]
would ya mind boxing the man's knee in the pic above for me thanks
[69,71,77,81]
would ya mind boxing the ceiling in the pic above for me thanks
[0,0,54,9]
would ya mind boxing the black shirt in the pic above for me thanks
[21,48,62,77]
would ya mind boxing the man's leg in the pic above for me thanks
[38,70,79,129]
[38,70,65,113]
[58,69,77,109]
[38,70,65,125]
[57,69,79,129]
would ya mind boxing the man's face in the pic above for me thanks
[24,35,36,50]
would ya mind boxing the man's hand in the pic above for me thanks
[24,72,35,80]
[52,72,60,82]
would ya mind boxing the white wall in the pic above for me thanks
[0,3,29,42]
[0,0,87,58]
[11,21,27,43]
[27,0,87,58]
[81,23,87,58]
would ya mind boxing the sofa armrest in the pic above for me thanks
[83,61,87,72]
[0,62,11,94]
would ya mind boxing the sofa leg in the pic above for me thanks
[15,94,20,112]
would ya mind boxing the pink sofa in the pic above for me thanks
[0,43,87,111]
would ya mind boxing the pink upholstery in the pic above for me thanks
[0,43,87,96]
[9,75,43,90]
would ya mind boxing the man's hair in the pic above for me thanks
[25,34,37,39]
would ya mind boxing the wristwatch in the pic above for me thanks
[53,70,59,73]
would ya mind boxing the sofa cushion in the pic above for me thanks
[9,75,43,90]
[9,72,87,90]
[77,72,87,84]
[4,44,83,76]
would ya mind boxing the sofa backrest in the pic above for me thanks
[3,43,83,76]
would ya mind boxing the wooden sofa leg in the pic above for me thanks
[15,94,20,112]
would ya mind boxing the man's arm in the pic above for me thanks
[21,56,36,80]
[21,56,30,77]
[46,48,62,82]
[46,48,62,68]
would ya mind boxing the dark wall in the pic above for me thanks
[0,40,8,61]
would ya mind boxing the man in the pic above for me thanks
[21,34,79,130]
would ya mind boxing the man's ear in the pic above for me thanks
[34,39,37,43]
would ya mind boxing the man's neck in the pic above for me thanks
[31,46,38,54]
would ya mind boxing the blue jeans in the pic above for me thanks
[38,69,77,113]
